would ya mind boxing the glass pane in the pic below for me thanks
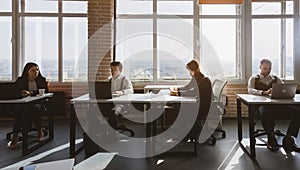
[286,1,293,15]
[252,2,281,15]
[63,17,88,82]
[157,19,193,80]
[117,0,153,15]
[23,0,58,13]
[63,1,88,13]
[116,19,153,82]
[0,17,12,80]
[24,17,58,81]
[252,19,280,76]
[200,19,237,78]
[158,0,193,15]
[0,0,11,12]
[286,19,294,80]
[200,4,237,15]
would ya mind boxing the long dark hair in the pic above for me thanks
[21,62,43,79]
[186,60,204,80]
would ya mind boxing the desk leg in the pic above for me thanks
[248,105,256,159]
[70,103,76,158]
[237,98,242,142]
[49,108,54,139]
[22,104,29,156]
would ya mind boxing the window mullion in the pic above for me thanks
[194,0,200,61]
[59,0,63,82]
[281,1,286,79]
[153,0,158,83]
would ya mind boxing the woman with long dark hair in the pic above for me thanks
[170,59,212,138]
[9,62,49,149]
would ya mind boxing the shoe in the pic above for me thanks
[38,130,44,142]
[282,135,299,153]
[267,132,279,152]
[8,133,18,149]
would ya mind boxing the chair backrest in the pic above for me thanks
[212,79,227,102]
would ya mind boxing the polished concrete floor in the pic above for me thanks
[0,119,299,170]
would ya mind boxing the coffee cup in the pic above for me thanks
[39,89,45,96]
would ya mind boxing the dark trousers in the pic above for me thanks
[13,103,43,133]
[259,105,300,138]
[87,104,118,134]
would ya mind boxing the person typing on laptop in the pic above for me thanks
[248,59,300,153]
[104,61,133,129]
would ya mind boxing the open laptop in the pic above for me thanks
[0,82,22,100]
[269,83,297,99]
[89,81,112,99]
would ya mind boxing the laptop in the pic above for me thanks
[269,83,297,99]
[89,81,112,99]
[0,82,23,100]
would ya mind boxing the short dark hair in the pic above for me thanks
[260,59,272,66]
[110,61,123,71]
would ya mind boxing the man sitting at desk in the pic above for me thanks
[248,58,300,153]
[107,61,133,129]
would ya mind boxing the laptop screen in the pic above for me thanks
[89,81,112,99]
[0,82,22,100]
[270,83,297,99]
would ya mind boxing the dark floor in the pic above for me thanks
[0,119,300,170]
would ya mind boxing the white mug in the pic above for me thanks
[39,89,45,96]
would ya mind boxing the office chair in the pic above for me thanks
[211,79,227,138]
[97,104,135,137]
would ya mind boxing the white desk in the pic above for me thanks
[236,94,300,159]
[69,93,197,158]
[143,84,184,93]
[0,93,53,156]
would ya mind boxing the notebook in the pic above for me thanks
[269,83,297,99]
[89,81,112,99]
[0,82,22,100]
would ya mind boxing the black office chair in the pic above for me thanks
[254,114,285,147]
[115,109,135,137]
[97,103,135,137]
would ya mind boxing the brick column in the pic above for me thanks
[88,0,114,81]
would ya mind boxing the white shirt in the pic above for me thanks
[111,74,133,95]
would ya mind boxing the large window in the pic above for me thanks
[0,0,12,80]
[116,0,242,83]
[116,0,195,82]
[252,0,295,80]
[200,4,242,79]
[0,0,88,82]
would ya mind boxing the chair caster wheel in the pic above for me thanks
[222,133,226,138]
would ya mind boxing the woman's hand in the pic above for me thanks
[22,90,32,96]
[169,86,178,96]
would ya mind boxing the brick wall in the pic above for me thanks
[223,84,249,117]
[88,0,114,81]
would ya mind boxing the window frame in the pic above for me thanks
[115,0,244,84]
[250,0,299,82]
[2,0,88,82]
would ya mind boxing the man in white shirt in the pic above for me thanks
[110,61,133,114]
[110,61,133,97]
[102,61,133,130]
[248,59,300,153]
